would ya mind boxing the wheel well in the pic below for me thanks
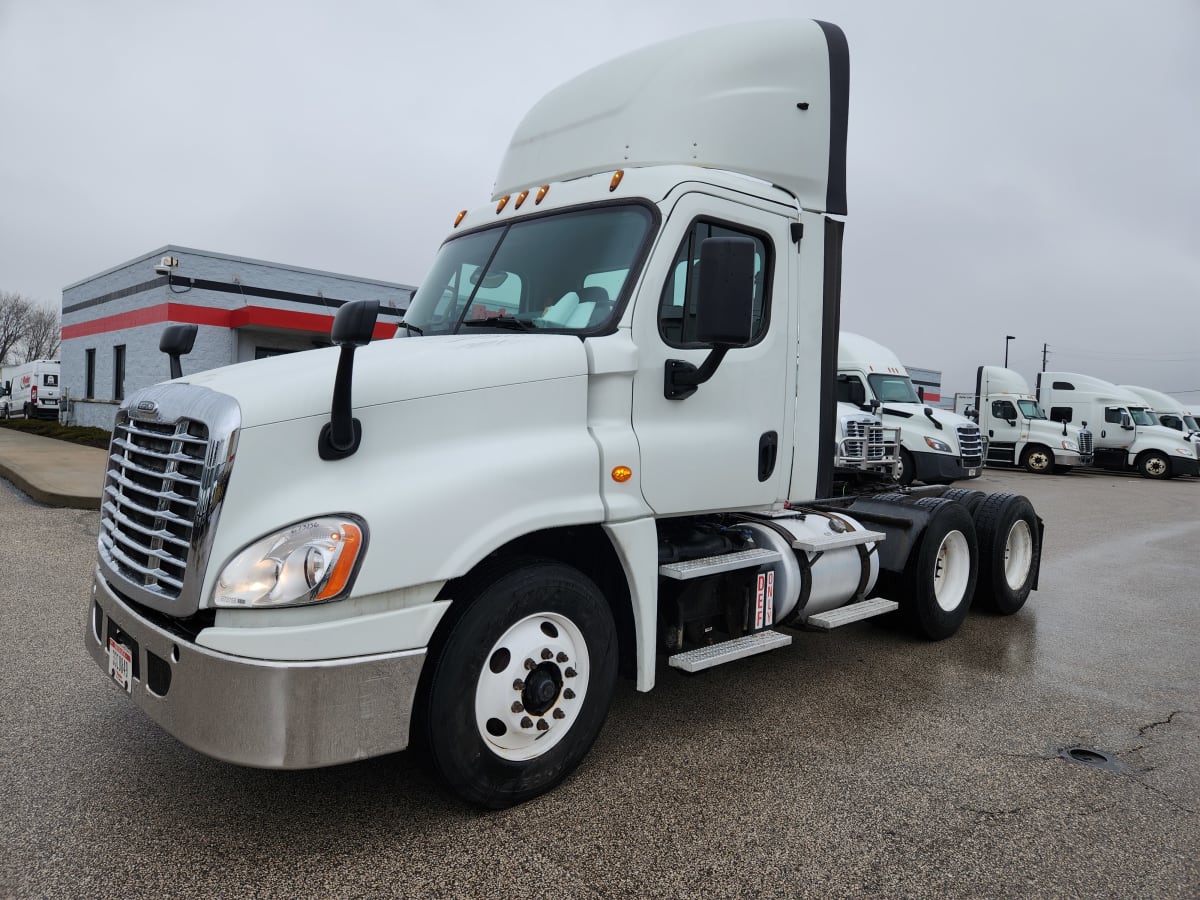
[434,526,637,681]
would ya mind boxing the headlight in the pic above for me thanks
[924,436,952,453]
[1061,440,1078,452]
[213,516,366,608]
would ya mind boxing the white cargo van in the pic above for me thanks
[837,333,983,485]
[1119,385,1199,441]
[0,360,61,420]
[973,366,1093,473]
[1036,372,1197,479]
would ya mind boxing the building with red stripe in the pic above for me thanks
[60,246,413,429]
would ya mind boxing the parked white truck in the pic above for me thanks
[86,20,1045,808]
[1119,385,1199,442]
[837,333,984,485]
[973,366,1093,474]
[0,359,61,420]
[1036,372,1197,479]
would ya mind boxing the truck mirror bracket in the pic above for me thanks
[318,300,379,460]
[664,349,729,400]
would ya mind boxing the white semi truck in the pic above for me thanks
[1119,385,1199,442]
[837,333,984,486]
[973,366,1093,474]
[86,20,1046,808]
[1036,372,1197,479]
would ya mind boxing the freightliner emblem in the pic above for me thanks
[131,400,159,420]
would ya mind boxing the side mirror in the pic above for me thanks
[1007,417,1018,428]
[665,237,756,400]
[917,385,925,402]
[847,380,866,407]
[1120,412,1133,430]
[159,324,198,380]
[319,300,379,460]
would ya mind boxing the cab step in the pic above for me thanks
[805,597,898,630]
[668,630,792,673]
[659,547,782,580]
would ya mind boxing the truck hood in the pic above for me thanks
[880,403,976,430]
[177,334,590,428]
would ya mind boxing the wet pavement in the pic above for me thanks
[1,467,1197,898]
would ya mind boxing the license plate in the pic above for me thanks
[108,638,133,693]
[968,468,977,476]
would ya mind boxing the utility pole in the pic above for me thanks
[1042,343,1049,372]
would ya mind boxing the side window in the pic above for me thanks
[1052,381,1075,390]
[1104,407,1122,424]
[1160,415,1180,430]
[658,220,771,348]
[992,400,1017,419]
[1050,407,1073,423]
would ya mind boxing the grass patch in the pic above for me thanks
[0,418,111,449]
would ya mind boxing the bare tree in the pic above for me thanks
[0,290,33,365]
[21,305,62,361]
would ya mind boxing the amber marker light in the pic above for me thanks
[514,189,529,209]
[496,195,511,213]
[611,466,633,483]
[314,522,364,601]
[535,184,550,204]
[609,170,625,192]
[453,210,467,227]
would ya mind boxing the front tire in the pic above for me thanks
[894,448,917,486]
[1022,444,1053,474]
[1137,451,1171,480]
[900,498,978,640]
[973,493,1040,615]
[419,559,617,809]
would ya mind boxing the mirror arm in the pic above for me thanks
[664,348,729,400]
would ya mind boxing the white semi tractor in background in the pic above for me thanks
[837,333,984,486]
[1119,385,1199,441]
[86,20,1046,808]
[972,366,1093,474]
[1036,372,1197,479]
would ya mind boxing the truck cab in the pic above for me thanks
[1037,372,1197,479]
[974,366,1092,473]
[1119,385,1199,443]
[837,333,983,485]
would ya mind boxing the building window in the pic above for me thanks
[113,345,126,402]
[85,349,96,399]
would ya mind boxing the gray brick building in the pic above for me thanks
[60,246,413,429]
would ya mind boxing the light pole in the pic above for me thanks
[1005,335,1015,368]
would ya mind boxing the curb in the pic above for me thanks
[0,459,101,510]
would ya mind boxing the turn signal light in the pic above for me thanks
[611,466,633,483]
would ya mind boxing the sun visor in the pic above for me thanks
[493,19,849,215]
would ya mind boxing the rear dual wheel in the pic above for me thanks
[417,559,617,809]
[973,493,1040,615]
[900,498,978,640]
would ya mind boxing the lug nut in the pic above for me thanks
[556,652,568,663]
[511,701,524,713]
[553,708,565,719]
[512,679,525,691]
[520,716,533,729]
[565,667,577,678]
[564,688,576,700]
[541,648,553,660]
[524,658,535,671]
[536,719,549,732]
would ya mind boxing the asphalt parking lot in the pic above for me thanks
[1,467,1197,898]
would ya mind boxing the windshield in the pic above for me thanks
[402,204,655,336]
[1129,407,1157,426]
[1184,415,1200,432]
[1017,399,1045,419]
[867,373,921,404]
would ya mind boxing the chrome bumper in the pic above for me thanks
[85,570,426,769]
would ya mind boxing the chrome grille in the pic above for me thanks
[957,424,984,467]
[100,417,209,598]
[1078,430,1094,455]
[838,417,900,474]
[96,383,240,616]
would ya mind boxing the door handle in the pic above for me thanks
[758,431,778,482]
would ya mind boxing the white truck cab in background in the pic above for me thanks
[973,366,1092,474]
[85,20,1046,808]
[1037,372,1198,479]
[0,359,61,420]
[1119,385,1199,442]
[837,333,983,485]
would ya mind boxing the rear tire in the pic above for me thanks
[940,488,987,514]
[1021,444,1054,474]
[417,559,617,809]
[900,498,978,640]
[973,493,1040,615]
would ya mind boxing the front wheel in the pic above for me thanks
[894,448,917,486]
[1137,451,1171,480]
[1022,444,1054,474]
[418,560,617,808]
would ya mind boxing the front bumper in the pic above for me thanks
[911,449,982,484]
[85,570,426,769]
[1171,457,1199,477]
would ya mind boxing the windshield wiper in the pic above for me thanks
[396,319,423,335]
[460,315,534,332]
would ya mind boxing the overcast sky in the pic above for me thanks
[2,0,1197,403]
